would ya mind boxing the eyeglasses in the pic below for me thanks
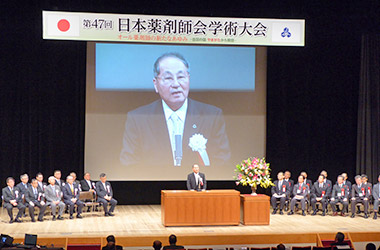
[157,73,189,85]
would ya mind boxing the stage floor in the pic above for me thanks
[1,205,380,239]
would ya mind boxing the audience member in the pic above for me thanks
[330,232,349,248]
[163,234,184,250]
[276,243,286,250]
[366,243,376,250]
[153,240,162,250]
[102,235,122,250]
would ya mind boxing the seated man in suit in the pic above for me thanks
[120,53,230,168]
[311,175,330,216]
[362,174,372,197]
[45,176,65,220]
[15,174,31,215]
[69,172,81,186]
[36,172,47,191]
[373,174,380,219]
[25,178,46,222]
[300,171,312,189]
[271,172,290,215]
[330,175,349,217]
[288,175,309,216]
[320,170,333,194]
[54,170,65,189]
[341,173,352,192]
[284,171,294,189]
[63,175,84,219]
[186,164,206,191]
[80,172,97,212]
[2,177,25,223]
[80,172,96,191]
[96,173,117,216]
[162,234,184,250]
[102,235,123,250]
[351,175,369,218]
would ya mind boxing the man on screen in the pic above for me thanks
[186,164,207,191]
[120,53,230,168]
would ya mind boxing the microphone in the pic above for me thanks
[174,134,182,166]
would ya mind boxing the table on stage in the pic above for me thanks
[161,190,240,226]
[240,194,270,225]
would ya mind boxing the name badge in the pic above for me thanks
[297,190,301,194]
[359,193,363,197]
[337,193,341,197]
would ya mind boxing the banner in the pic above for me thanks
[43,11,305,46]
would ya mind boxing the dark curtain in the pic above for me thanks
[356,34,380,184]
[0,2,86,183]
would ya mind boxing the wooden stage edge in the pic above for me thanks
[1,205,380,248]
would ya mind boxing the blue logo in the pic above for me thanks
[281,27,291,38]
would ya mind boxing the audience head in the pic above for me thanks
[100,173,107,183]
[337,175,344,184]
[36,172,43,182]
[366,243,376,250]
[48,176,56,185]
[192,164,200,174]
[84,172,91,180]
[298,175,305,184]
[335,232,345,243]
[54,170,61,179]
[318,174,325,183]
[276,244,286,250]
[106,235,116,246]
[20,174,29,183]
[277,172,284,180]
[355,175,362,185]
[6,177,15,187]
[66,175,74,184]
[284,171,291,179]
[168,234,177,245]
[153,240,162,250]
[378,174,380,183]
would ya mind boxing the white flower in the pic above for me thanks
[188,134,208,151]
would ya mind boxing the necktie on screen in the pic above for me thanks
[170,113,182,166]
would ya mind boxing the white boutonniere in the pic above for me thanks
[188,134,210,166]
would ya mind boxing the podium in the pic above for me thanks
[161,190,240,226]
[240,194,270,225]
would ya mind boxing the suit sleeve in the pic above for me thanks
[332,186,336,197]
[209,108,231,164]
[310,184,316,198]
[186,174,192,190]
[120,112,141,166]
[96,182,107,198]
[292,185,297,197]
[25,189,32,203]
[2,188,11,203]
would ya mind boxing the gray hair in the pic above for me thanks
[153,53,190,78]
[20,174,28,180]
[354,175,362,180]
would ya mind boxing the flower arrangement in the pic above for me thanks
[234,157,274,194]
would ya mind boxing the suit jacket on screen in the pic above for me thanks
[120,98,230,167]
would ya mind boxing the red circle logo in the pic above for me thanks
[57,19,70,32]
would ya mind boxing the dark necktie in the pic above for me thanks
[34,188,38,199]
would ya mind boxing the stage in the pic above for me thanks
[1,205,380,248]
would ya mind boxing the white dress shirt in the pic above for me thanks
[162,99,188,165]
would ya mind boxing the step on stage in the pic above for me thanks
[1,205,379,248]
